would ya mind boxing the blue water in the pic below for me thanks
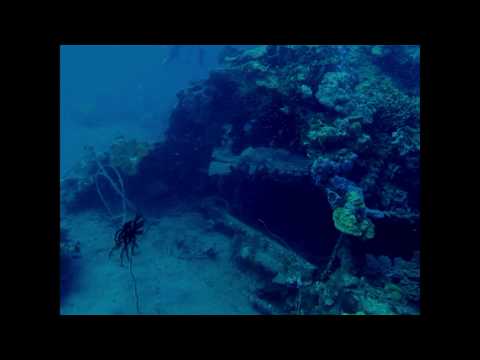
[60,45,254,177]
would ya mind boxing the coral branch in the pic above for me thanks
[89,147,137,224]
[320,233,344,281]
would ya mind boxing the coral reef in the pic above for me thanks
[364,251,420,304]
[61,45,420,314]
[315,71,356,113]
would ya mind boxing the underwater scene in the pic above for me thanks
[60,45,420,315]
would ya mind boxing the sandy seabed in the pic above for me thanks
[60,209,261,315]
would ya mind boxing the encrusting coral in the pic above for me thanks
[109,136,152,176]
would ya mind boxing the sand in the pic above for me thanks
[60,209,260,315]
